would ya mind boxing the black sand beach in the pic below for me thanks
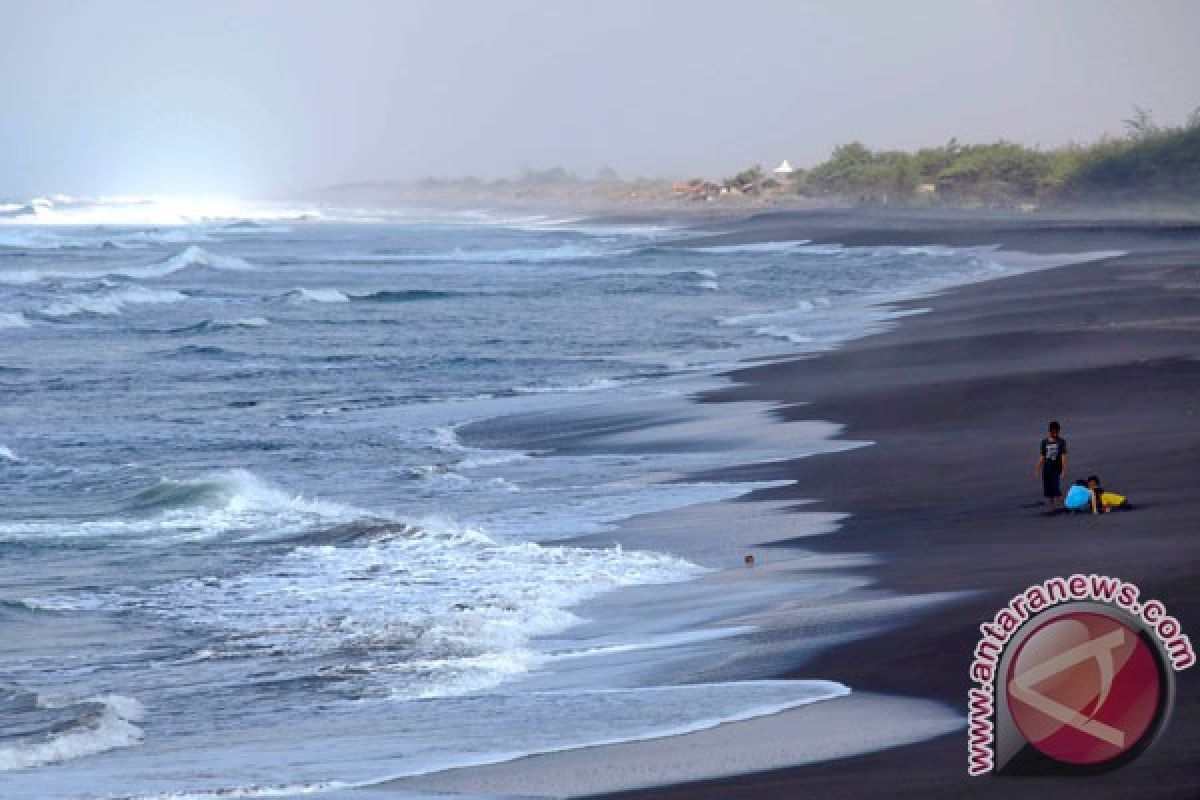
[590,215,1200,799]
[371,213,1200,800]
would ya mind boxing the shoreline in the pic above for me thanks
[370,214,1199,798]
[594,222,1200,798]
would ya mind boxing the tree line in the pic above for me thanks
[767,107,1200,208]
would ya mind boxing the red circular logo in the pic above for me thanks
[1006,611,1162,765]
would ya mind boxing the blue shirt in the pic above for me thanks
[1065,484,1092,510]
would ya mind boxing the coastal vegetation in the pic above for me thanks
[321,107,1200,212]
[770,107,1200,208]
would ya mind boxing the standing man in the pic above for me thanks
[1034,420,1068,509]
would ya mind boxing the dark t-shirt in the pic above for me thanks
[1040,436,1067,474]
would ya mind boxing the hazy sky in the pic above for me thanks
[2,0,1198,197]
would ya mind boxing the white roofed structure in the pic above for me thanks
[772,159,796,175]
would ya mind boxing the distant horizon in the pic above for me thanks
[3,1,1200,197]
[2,102,1195,204]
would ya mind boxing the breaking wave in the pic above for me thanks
[0,194,319,226]
[151,245,255,274]
[355,289,467,302]
[0,688,145,771]
[283,288,350,304]
[40,286,187,318]
[65,517,703,699]
[0,246,255,285]
[0,469,363,544]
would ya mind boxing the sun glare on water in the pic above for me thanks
[0,194,320,226]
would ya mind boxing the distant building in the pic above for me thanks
[772,159,796,175]
[673,179,722,201]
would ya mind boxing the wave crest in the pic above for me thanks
[356,289,459,303]
[153,245,255,274]
[40,286,186,318]
[0,246,255,285]
[0,469,364,544]
[283,288,350,304]
[0,690,145,771]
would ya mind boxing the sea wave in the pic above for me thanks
[125,468,353,520]
[0,229,86,249]
[104,228,217,248]
[0,312,30,329]
[0,246,255,285]
[39,286,187,318]
[718,297,833,326]
[169,317,270,334]
[151,245,255,274]
[667,268,719,291]
[283,288,350,304]
[0,689,145,771]
[0,193,319,226]
[0,469,364,544]
[0,226,214,251]
[355,289,461,303]
[679,239,843,255]
[0,445,19,461]
[349,243,624,264]
[71,517,703,699]
[508,377,628,395]
[717,297,848,345]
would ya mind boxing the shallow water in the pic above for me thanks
[0,205,1074,797]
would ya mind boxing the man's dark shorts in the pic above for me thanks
[1042,469,1062,499]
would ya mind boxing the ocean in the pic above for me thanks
[0,198,1071,798]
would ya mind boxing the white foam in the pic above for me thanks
[151,245,255,274]
[103,228,217,247]
[455,451,531,470]
[40,286,187,318]
[713,246,1122,350]
[0,445,19,461]
[112,782,342,800]
[0,694,145,771]
[0,246,256,285]
[63,513,703,698]
[519,219,679,237]
[752,325,813,343]
[0,194,320,226]
[226,317,269,328]
[719,297,831,327]
[682,239,832,254]
[510,377,628,394]
[285,288,350,304]
[0,312,30,329]
[0,469,362,543]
